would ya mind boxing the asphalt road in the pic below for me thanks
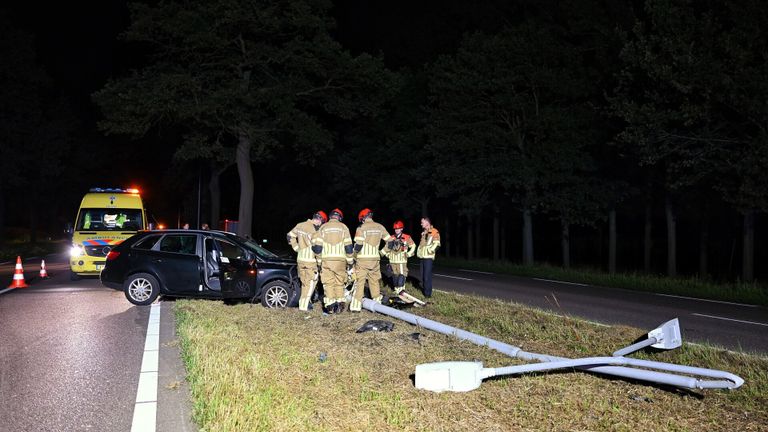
[0,255,195,432]
[415,264,768,354]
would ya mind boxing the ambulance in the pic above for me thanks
[70,188,147,280]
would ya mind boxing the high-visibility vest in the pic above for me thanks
[286,220,317,264]
[354,220,391,261]
[313,219,353,263]
[417,227,441,260]
[381,233,415,264]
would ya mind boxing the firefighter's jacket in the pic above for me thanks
[286,219,318,264]
[381,233,416,264]
[417,227,441,260]
[354,220,392,262]
[313,219,353,264]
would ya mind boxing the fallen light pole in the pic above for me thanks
[360,299,744,393]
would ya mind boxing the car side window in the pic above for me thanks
[159,234,198,255]
[133,235,162,250]
[215,238,246,261]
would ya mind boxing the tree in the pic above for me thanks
[94,0,395,237]
[613,0,768,280]
[426,24,596,265]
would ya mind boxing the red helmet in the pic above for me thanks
[313,210,328,223]
[393,220,404,230]
[358,208,373,222]
[330,208,344,221]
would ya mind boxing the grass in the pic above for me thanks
[0,239,67,262]
[436,258,768,306]
[173,286,768,431]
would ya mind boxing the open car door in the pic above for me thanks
[212,237,257,300]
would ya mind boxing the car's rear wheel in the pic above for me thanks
[124,273,160,306]
[260,280,296,308]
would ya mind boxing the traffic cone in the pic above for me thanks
[8,256,29,288]
[39,259,49,279]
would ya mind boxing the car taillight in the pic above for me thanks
[106,251,121,261]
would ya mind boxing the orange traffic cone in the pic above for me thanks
[39,259,49,279]
[8,256,29,288]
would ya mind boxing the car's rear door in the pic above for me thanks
[153,233,201,294]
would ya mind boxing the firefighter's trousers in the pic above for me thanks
[390,262,408,294]
[350,259,382,311]
[321,259,347,306]
[297,262,318,311]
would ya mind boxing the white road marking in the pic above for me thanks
[434,273,473,281]
[532,278,589,287]
[657,293,758,308]
[692,313,768,327]
[131,303,160,432]
[458,269,494,275]
[0,287,14,295]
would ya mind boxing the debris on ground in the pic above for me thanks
[356,320,395,333]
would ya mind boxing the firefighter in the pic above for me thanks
[287,210,327,311]
[312,208,354,314]
[350,208,392,312]
[381,220,416,297]
[417,217,441,297]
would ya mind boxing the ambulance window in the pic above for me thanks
[133,235,161,250]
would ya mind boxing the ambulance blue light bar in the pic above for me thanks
[89,187,141,194]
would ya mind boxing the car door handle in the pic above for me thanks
[152,258,163,263]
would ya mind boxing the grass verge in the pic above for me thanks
[0,240,67,262]
[174,288,768,431]
[437,258,768,306]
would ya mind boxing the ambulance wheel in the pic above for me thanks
[124,273,160,306]
[70,271,81,281]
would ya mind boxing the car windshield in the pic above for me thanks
[76,208,144,231]
[225,234,279,260]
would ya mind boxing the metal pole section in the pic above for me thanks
[362,299,744,390]
[613,337,657,357]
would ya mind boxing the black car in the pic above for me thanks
[100,229,300,307]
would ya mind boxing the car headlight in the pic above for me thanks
[70,245,84,257]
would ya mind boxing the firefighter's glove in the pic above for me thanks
[395,286,405,295]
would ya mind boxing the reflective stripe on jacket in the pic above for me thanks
[417,227,441,260]
[287,220,317,263]
[354,220,391,261]
[313,219,353,263]
[381,233,415,264]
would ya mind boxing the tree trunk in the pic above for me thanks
[643,201,652,273]
[208,164,222,230]
[492,213,500,261]
[236,132,254,238]
[742,210,755,282]
[522,207,534,266]
[30,205,38,244]
[466,216,474,260]
[699,218,709,278]
[561,218,570,269]
[665,197,677,277]
[443,217,450,258]
[608,209,616,275]
[500,220,507,261]
[475,216,481,259]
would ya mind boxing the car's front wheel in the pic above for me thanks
[124,273,160,306]
[260,280,296,308]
